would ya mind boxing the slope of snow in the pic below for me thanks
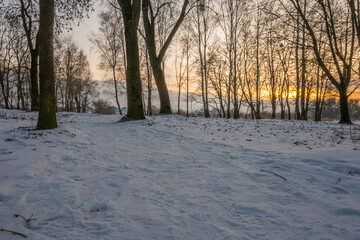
[0,109,359,240]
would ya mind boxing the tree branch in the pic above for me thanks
[1,228,27,238]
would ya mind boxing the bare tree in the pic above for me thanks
[142,0,192,114]
[207,46,227,118]
[219,0,245,119]
[56,37,97,113]
[90,8,125,115]
[175,48,187,115]
[285,0,356,123]
[10,26,29,110]
[180,21,193,117]
[0,19,13,109]
[189,0,217,118]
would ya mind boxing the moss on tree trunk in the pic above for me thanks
[37,0,57,129]
[118,0,145,121]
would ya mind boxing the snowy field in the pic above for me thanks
[1,109,360,240]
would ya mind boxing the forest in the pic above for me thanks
[0,0,360,128]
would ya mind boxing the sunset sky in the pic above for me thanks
[67,2,360,104]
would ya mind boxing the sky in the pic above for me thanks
[68,2,103,81]
[68,3,181,92]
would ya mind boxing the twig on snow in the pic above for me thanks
[260,170,287,181]
[1,228,28,238]
[14,213,36,223]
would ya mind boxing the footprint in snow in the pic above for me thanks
[61,155,77,164]
[90,202,109,213]
[335,208,360,216]
[0,148,12,155]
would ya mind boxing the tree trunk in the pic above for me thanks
[178,86,181,115]
[75,96,81,113]
[82,97,87,113]
[315,106,321,121]
[255,9,261,120]
[280,102,285,119]
[295,14,301,120]
[124,29,145,119]
[300,0,307,120]
[113,67,123,115]
[118,0,145,120]
[315,64,321,121]
[37,0,57,129]
[339,87,351,124]
[186,43,189,118]
[0,73,9,109]
[145,50,152,116]
[30,50,39,111]
[152,61,172,114]
[271,94,276,119]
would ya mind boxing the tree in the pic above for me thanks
[175,48,186,115]
[207,46,227,118]
[238,15,260,120]
[10,25,29,110]
[219,0,245,119]
[10,0,40,111]
[1,0,94,112]
[37,0,57,129]
[189,0,216,118]
[80,76,99,113]
[179,21,193,117]
[55,37,97,113]
[0,18,13,109]
[142,0,191,114]
[254,0,264,119]
[117,0,145,120]
[89,8,125,115]
[285,0,356,124]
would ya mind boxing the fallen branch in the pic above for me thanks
[1,228,27,238]
[14,214,36,223]
[260,170,287,181]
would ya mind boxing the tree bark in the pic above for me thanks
[118,0,145,120]
[0,70,9,109]
[255,14,261,120]
[339,87,351,124]
[295,14,301,120]
[113,67,123,115]
[30,50,39,111]
[178,86,181,115]
[146,51,152,116]
[186,38,189,117]
[37,0,57,129]
[300,0,307,120]
[152,60,172,114]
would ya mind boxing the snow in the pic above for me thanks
[1,109,360,240]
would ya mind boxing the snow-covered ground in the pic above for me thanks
[0,109,360,240]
